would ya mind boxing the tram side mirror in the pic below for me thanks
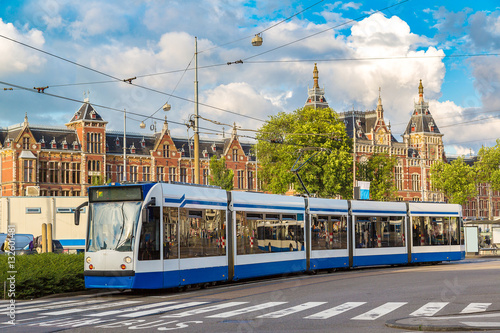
[142,197,156,224]
[74,201,89,226]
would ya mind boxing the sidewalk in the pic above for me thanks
[387,311,500,331]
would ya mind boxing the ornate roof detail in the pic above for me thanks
[304,63,329,109]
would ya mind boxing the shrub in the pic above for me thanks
[0,253,84,299]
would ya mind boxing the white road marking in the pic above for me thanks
[44,300,142,315]
[87,301,178,317]
[305,302,366,319]
[8,300,108,315]
[118,302,208,318]
[461,303,492,314]
[351,302,407,320]
[257,302,327,318]
[162,302,249,318]
[1,316,48,324]
[410,302,448,317]
[206,302,287,318]
[0,300,80,314]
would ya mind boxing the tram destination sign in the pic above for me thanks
[89,186,143,202]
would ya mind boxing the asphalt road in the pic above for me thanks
[2,258,500,332]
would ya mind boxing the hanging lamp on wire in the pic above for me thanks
[252,33,263,46]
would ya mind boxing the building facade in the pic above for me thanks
[0,101,258,197]
[308,65,444,202]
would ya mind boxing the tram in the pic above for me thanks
[74,182,465,289]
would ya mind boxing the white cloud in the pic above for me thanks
[69,2,129,39]
[0,19,46,73]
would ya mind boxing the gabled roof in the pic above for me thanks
[67,102,106,124]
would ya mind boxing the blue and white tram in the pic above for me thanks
[75,182,465,289]
[408,202,464,262]
[231,191,306,280]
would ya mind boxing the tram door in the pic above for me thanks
[163,207,180,287]
[137,205,164,288]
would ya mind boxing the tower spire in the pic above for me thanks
[313,63,319,89]
[418,79,424,104]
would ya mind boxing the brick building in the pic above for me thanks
[309,64,444,202]
[0,101,258,197]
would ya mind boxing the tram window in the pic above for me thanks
[450,217,460,245]
[163,207,178,259]
[355,216,405,248]
[412,216,454,246]
[138,206,161,261]
[236,212,305,255]
[311,215,347,251]
[179,208,226,258]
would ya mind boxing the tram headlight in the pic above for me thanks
[124,256,132,264]
[86,257,92,264]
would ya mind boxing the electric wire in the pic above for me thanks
[241,0,411,62]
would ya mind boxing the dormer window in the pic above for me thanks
[411,122,416,132]
[106,143,109,152]
[72,141,79,150]
[90,110,96,119]
[5,138,11,148]
[189,142,194,150]
[429,121,435,132]
[211,143,216,152]
[50,137,57,149]
[61,138,68,150]
[115,137,120,146]
[130,143,136,154]
[202,149,208,158]
[179,147,185,157]
[140,137,146,148]
[39,137,45,149]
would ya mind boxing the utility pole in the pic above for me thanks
[123,109,127,182]
[194,37,200,184]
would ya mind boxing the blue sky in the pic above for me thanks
[0,0,499,156]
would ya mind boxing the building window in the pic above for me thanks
[237,170,244,189]
[248,170,253,190]
[72,163,81,184]
[163,144,169,158]
[233,149,238,162]
[40,161,48,183]
[61,162,71,184]
[73,190,81,197]
[157,166,164,182]
[23,137,30,150]
[49,162,58,183]
[23,160,34,182]
[116,165,124,182]
[130,166,138,182]
[411,174,420,192]
[61,190,70,197]
[106,165,112,182]
[180,168,187,182]
[87,133,101,154]
[395,164,403,191]
[143,166,150,182]
[169,167,176,182]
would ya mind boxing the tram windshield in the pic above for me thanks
[87,201,142,252]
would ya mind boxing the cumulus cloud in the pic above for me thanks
[0,19,46,73]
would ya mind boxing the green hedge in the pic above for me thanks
[0,253,85,299]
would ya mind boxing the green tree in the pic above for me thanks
[430,157,476,205]
[361,153,398,201]
[255,107,352,198]
[476,139,500,191]
[208,156,234,190]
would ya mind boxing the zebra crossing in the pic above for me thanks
[0,297,495,325]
